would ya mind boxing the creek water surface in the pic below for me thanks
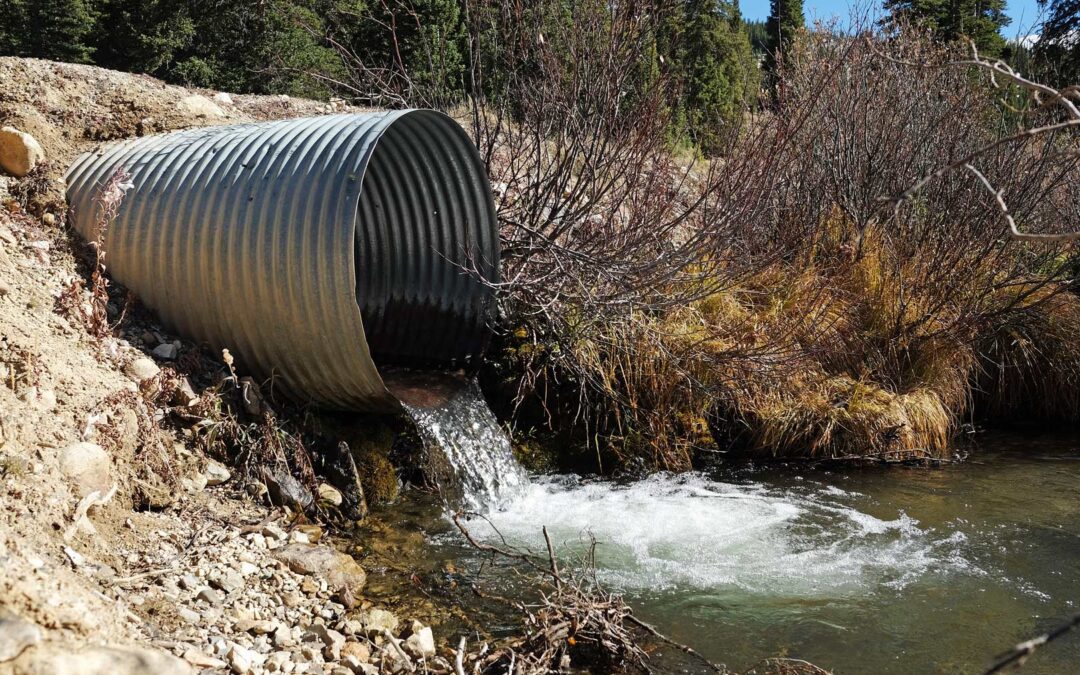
[384,430,1080,674]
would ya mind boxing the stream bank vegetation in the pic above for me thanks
[411,8,1080,473]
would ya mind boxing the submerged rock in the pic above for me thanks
[349,608,398,637]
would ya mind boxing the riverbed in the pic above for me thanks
[366,430,1080,673]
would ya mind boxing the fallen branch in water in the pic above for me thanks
[982,612,1080,674]
[452,511,729,673]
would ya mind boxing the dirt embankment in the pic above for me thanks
[0,58,438,675]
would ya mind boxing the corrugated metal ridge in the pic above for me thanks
[64,111,500,412]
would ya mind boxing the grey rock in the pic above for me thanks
[209,570,243,593]
[260,466,313,511]
[196,587,222,605]
[204,459,231,486]
[13,643,192,675]
[0,610,42,662]
[272,624,294,648]
[227,643,262,674]
[152,343,178,360]
[273,544,366,601]
[306,625,345,661]
[350,609,398,637]
[177,607,201,625]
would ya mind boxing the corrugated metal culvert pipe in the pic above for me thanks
[65,111,500,412]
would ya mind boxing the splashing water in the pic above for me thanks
[402,380,529,511]
[460,473,972,596]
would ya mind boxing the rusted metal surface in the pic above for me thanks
[65,111,500,411]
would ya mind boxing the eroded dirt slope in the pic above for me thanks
[0,58,437,675]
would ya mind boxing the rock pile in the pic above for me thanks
[107,512,441,675]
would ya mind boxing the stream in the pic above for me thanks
[374,428,1080,674]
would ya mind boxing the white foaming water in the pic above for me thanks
[404,381,529,511]
[466,473,970,596]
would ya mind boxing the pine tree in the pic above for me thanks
[92,0,195,75]
[346,0,467,106]
[764,0,804,76]
[0,0,28,55]
[14,0,95,63]
[1036,0,1080,85]
[882,0,1010,57]
[662,0,759,155]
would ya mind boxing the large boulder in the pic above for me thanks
[11,643,192,675]
[0,127,44,178]
[273,543,366,606]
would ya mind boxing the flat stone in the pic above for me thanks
[152,343,178,360]
[236,619,277,635]
[273,544,365,600]
[182,648,226,669]
[317,484,343,508]
[205,459,231,486]
[0,610,42,662]
[177,607,201,624]
[177,95,225,118]
[350,609,397,637]
[0,126,44,177]
[196,587,222,605]
[59,442,112,498]
[14,643,192,674]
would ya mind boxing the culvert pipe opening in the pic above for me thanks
[355,112,499,371]
[64,111,500,413]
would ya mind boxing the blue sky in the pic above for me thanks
[740,0,1047,37]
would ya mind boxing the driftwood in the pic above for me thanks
[452,512,738,674]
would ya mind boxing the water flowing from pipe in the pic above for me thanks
[398,378,529,511]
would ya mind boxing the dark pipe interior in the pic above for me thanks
[354,113,497,371]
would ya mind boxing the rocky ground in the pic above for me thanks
[0,58,454,675]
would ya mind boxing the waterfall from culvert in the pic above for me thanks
[396,377,529,511]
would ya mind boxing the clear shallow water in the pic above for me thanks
[432,431,1080,674]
